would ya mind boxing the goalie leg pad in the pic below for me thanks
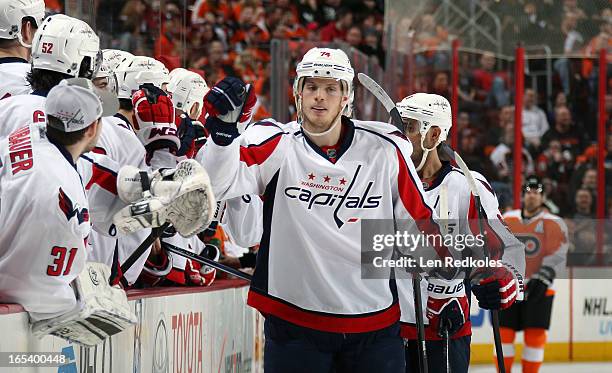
[31,262,137,346]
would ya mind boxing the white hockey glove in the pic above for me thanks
[31,262,137,346]
[113,159,216,237]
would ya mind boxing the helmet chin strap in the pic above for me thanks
[17,30,32,50]
[415,136,439,172]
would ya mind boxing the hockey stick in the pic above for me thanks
[162,242,253,282]
[116,222,171,285]
[440,143,506,373]
[357,72,428,373]
[442,328,450,373]
[440,185,451,373]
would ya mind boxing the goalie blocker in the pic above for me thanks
[113,158,216,238]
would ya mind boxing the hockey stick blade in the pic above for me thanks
[163,242,253,282]
[356,73,404,131]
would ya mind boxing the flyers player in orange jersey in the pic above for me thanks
[498,176,569,373]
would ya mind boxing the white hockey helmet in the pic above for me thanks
[293,47,355,120]
[95,49,133,78]
[93,49,133,94]
[0,0,45,47]
[115,56,170,99]
[397,93,452,171]
[31,14,101,78]
[167,70,209,117]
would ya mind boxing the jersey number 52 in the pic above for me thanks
[47,246,78,276]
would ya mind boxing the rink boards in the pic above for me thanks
[0,280,264,373]
[1,272,610,371]
[470,268,612,363]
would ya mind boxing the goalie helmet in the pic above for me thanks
[115,56,170,99]
[396,93,452,171]
[293,47,355,121]
[93,49,133,94]
[167,70,209,117]
[31,14,101,79]
[0,0,45,47]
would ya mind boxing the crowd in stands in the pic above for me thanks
[47,0,611,264]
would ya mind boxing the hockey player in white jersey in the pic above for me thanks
[0,0,45,99]
[134,68,222,287]
[0,78,138,346]
[87,49,152,285]
[197,47,457,372]
[395,93,526,372]
[0,14,101,137]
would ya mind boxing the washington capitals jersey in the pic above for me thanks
[398,162,526,339]
[502,209,567,279]
[87,116,151,284]
[197,117,447,333]
[0,124,89,321]
[0,93,46,138]
[0,57,31,100]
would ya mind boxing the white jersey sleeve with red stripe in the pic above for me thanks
[0,58,31,100]
[467,171,526,299]
[0,124,89,321]
[77,153,125,238]
[196,119,288,199]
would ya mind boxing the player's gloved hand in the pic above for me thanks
[526,266,554,302]
[176,114,197,157]
[185,259,206,286]
[204,77,256,146]
[132,83,179,155]
[198,243,220,286]
[471,267,518,310]
[426,278,469,338]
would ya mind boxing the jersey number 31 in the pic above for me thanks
[47,246,78,276]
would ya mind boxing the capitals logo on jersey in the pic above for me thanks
[58,187,89,224]
[284,165,383,228]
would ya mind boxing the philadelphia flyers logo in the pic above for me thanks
[516,234,541,257]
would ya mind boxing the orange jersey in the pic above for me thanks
[503,209,568,278]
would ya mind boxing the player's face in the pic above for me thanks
[300,78,347,132]
[404,119,438,164]
[93,77,108,90]
[523,189,543,212]
[85,119,103,152]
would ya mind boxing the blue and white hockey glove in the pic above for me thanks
[203,76,256,146]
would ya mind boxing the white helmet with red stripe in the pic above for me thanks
[0,0,45,47]
[293,47,355,124]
